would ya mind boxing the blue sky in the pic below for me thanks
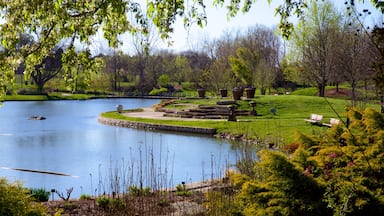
[91,0,383,55]
[161,0,383,52]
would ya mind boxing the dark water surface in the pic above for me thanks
[0,99,237,198]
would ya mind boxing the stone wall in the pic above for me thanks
[98,116,217,135]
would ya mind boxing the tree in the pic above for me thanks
[62,47,103,93]
[229,47,259,88]
[335,24,374,104]
[204,31,238,91]
[238,25,282,94]
[0,0,146,98]
[1,0,383,98]
[173,55,192,84]
[290,0,341,97]
[30,47,63,93]
[371,27,384,113]
[179,50,211,88]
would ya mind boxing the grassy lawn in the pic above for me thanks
[101,95,381,146]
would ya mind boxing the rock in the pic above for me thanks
[29,116,46,120]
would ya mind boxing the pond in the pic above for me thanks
[0,99,242,198]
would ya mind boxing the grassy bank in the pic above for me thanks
[101,95,380,145]
[3,93,107,101]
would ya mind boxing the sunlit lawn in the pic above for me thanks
[101,95,381,146]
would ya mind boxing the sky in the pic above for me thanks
[90,0,384,55]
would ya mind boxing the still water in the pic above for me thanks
[0,99,238,198]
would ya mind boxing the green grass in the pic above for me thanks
[101,95,380,146]
[3,93,105,101]
[4,94,49,101]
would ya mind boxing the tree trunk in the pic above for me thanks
[351,80,356,106]
[318,83,326,97]
[37,83,44,94]
[260,87,266,95]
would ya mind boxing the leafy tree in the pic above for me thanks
[30,47,64,93]
[157,74,170,87]
[290,0,341,97]
[179,51,211,88]
[239,25,282,94]
[62,48,103,93]
[1,0,383,99]
[0,0,146,98]
[204,32,238,91]
[229,47,259,88]
[173,55,192,84]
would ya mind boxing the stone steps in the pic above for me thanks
[161,102,250,120]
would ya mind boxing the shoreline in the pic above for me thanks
[98,116,217,135]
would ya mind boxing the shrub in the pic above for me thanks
[79,194,92,200]
[158,198,170,207]
[175,183,193,196]
[127,185,151,196]
[30,188,51,202]
[149,87,168,96]
[0,178,47,215]
[96,196,111,210]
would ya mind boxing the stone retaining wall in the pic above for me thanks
[98,116,217,135]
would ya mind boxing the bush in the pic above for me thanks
[175,183,193,196]
[30,188,51,202]
[79,194,92,200]
[149,87,168,96]
[0,178,47,215]
[96,196,111,210]
[127,185,151,196]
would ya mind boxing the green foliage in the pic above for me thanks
[96,196,110,210]
[294,108,384,215]
[0,178,47,215]
[98,197,113,210]
[175,183,193,196]
[291,87,318,96]
[30,188,51,202]
[79,194,92,200]
[214,108,384,215]
[205,191,239,216]
[149,87,168,96]
[102,95,380,144]
[229,47,259,87]
[290,0,341,97]
[157,74,171,87]
[96,196,126,212]
[127,185,151,196]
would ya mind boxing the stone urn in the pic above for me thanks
[245,87,256,99]
[197,88,206,98]
[219,89,228,97]
[232,87,243,100]
[116,104,123,113]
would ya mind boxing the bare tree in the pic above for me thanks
[239,25,282,94]
[129,20,160,93]
[335,22,374,104]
